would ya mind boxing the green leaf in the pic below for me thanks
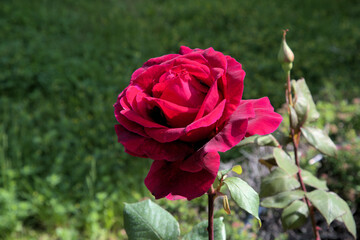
[273,148,298,175]
[292,78,320,122]
[301,127,337,157]
[306,190,346,226]
[255,134,280,147]
[281,200,309,230]
[333,193,357,239]
[124,200,180,240]
[183,217,226,240]
[232,165,243,175]
[261,190,305,209]
[216,168,232,181]
[223,177,260,221]
[289,105,299,129]
[301,170,328,190]
[237,134,279,147]
[294,96,310,125]
[260,168,300,198]
[237,135,258,147]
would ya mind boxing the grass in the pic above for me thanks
[0,0,359,238]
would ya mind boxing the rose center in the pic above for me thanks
[152,67,206,108]
[149,106,168,126]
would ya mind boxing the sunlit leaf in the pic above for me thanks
[334,193,357,239]
[301,127,337,157]
[216,168,232,181]
[260,168,300,198]
[281,200,309,230]
[124,200,180,240]
[237,135,258,147]
[232,165,242,175]
[273,148,298,175]
[301,170,328,190]
[306,190,346,226]
[294,96,310,126]
[292,78,320,122]
[183,218,226,240]
[289,105,299,128]
[261,190,305,209]
[237,134,279,147]
[223,177,260,221]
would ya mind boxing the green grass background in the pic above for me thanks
[0,0,359,239]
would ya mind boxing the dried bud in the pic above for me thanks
[222,195,231,215]
[278,30,294,72]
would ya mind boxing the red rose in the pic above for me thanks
[114,46,282,200]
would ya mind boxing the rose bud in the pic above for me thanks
[114,46,282,200]
[278,30,294,72]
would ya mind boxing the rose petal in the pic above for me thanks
[210,67,224,82]
[130,54,179,82]
[115,125,192,161]
[204,102,256,153]
[179,46,194,55]
[143,54,180,67]
[195,79,221,120]
[131,64,170,92]
[124,85,143,110]
[220,56,245,123]
[121,109,165,128]
[145,97,198,128]
[180,149,220,175]
[244,97,274,110]
[154,71,206,108]
[242,98,283,136]
[145,152,220,200]
[203,47,227,70]
[179,63,210,81]
[144,127,185,143]
[182,100,226,142]
[181,52,208,65]
[166,194,186,200]
[115,113,148,137]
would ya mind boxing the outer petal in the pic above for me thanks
[166,194,186,200]
[144,127,185,143]
[194,79,221,120]
[131,64,170,93]
[241,97,283,137]
[143,54,180,67]
[203,47,227,70]
[204,101,255,153]
[181,99,226,142]
[179,46,194,55]
[131,54,179,81]
[115,125,192,161]
[145,152,220,200]
[220,56,245,123]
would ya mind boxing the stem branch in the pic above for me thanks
[207,186,216,240]
[287,72,320,240]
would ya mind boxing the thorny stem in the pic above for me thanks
[287,72,321,240]
[207,186,216,240]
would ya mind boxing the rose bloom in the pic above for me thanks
[114,46,282,200]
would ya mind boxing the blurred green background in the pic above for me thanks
[0,0,359,239]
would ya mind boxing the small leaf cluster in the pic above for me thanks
[215,165,261,225]
[240,79,356,238]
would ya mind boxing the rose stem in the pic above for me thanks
[207,186,216,240]
[286,72,321,240]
